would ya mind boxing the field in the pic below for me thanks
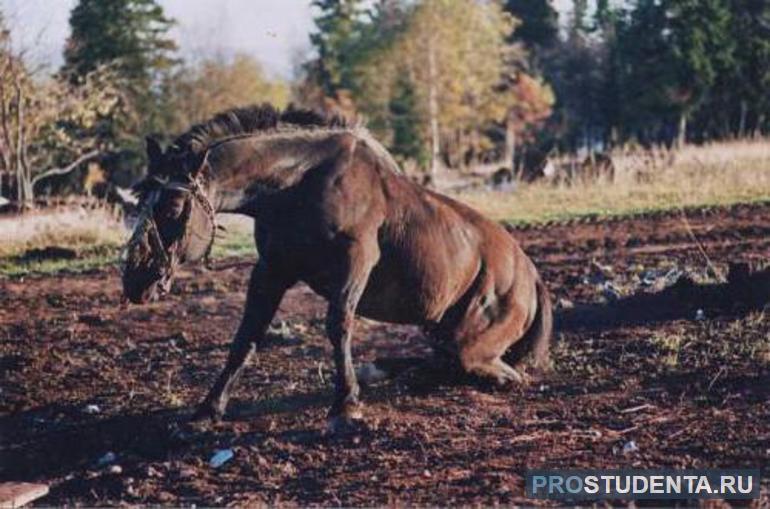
[461,139,770,224]
[1,201,768,505]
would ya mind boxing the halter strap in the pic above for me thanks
[122,173,217,276]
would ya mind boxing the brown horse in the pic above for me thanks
[121,105,552,432]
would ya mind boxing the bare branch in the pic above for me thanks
[31,149,99,188]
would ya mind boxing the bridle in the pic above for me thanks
[121,172,217,279]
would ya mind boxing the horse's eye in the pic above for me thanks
[168,202,185,218]
[157,198,184,219]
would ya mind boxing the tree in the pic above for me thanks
[305,0,365,105]
[540,0,608,151]
[616,0,734,147]
[594,0,625,145]
[503,0,558,53]
[666,0,734,146]
[0,15,129,206]
[500,73,554,165]
[388,0,528,172]
[161,54,289,134]
[302,0,553,171]
[62,0,178,134]
[301,0,426,162]
[717,0,770,138]
[345,0,414,152]
[388,74,426,165]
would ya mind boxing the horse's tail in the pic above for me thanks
[505,276,553,371]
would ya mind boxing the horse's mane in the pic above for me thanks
[168,103,353,157]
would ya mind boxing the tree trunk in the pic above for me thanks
[503,116,516,169]
[14,81,27,205]
[676,112,687,149]
[753,113,765,139]
[427,36,440,176]
[738,100,747,139]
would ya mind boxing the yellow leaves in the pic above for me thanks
[369,0,526,139]
[508,73,554,127]
[1,54,127,177]
[167,53,290,129]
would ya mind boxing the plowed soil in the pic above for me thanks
[1,203,769,506]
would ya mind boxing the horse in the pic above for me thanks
[121,104,552,432]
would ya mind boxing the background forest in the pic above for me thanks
[1,0,769,205]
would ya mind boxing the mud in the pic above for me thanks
[1,203,768,505]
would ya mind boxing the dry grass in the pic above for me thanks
[0,205,127,276]
[0,205,126,259]
[457,139,770,223]
[210,213,257,259]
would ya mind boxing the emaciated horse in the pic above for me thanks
[121,105,552,431]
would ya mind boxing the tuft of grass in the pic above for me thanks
[649,331,687,368]
[457,139,770,224]
[0,206,126,276]
[646,313,769,372]
[0,247,118,277]
[0,206,126,259]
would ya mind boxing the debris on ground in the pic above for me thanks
[209,449,234,469]
[96,452,116,467]
[622,440,639,455]
[83,404,101,415]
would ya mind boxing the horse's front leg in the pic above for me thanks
[325,238,379,433]
[193,262,292,422]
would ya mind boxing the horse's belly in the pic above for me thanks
[355,250,478,325]
[356,274,427,324]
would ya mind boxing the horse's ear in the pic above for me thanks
[145,136,163,168]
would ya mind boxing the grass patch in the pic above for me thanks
[457,139,770,223]
[640,313,770,375]
[0,206,125,259]
[0,206,126,277]
[0,246,119,277]
[209,214,257,259]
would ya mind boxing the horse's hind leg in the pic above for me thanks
[192,262,293,422]
[453,283,533,387]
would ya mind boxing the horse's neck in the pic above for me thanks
[206,130,348,213]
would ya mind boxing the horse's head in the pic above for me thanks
[121,136,216,304]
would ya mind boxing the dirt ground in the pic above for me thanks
[1,202,768,506]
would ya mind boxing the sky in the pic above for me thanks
[1,0,573,80]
